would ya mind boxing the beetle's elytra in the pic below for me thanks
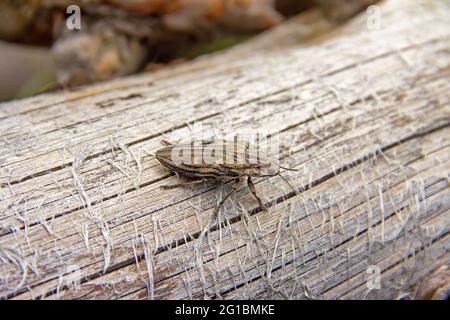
[155,139,279,179]
[155,138,296,218]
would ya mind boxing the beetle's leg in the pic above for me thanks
[160,178,205,189]
[197,178,241,246]
[247,176,267,212]
[212,178,241,220]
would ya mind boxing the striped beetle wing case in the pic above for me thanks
[155,139,279,179]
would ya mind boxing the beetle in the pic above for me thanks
[155,138,297,220]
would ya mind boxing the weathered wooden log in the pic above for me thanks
[0,0,449,300]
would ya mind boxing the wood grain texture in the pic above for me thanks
[0,0,449,300]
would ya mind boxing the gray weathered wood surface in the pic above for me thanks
[0,0,449,300]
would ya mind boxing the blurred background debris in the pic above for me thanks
[0,0,379,101]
